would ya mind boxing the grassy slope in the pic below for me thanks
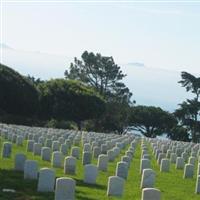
[0,137,199,200]
[147,143,199,200]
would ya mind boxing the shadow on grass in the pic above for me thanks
[0,169,54,200]
[75,188,101,200]
[0,169,106,200]
[75,194,99,200]
[74,178,106,190]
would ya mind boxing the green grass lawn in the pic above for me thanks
[0,137,199,200]
[147,142,199,200]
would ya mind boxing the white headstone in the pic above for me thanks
[176,157,184,169]
[60,144,68,155]
[24,160,38,180]
[41,147,51,161]
[2,142,12,158]
[27,140,34,152]
[52,151,63,168]
[160,159,170,172]
[116,161,128,180]
[82,151,92,165]
[37,168,55,192]
[97,154,108,171]
[33,143,42,156]
[107,176,124,197]
[14,153,26,171]
[183,164,194,178]
[16,136,23,146]
[140,159,150,174]
[64,156,76,175]
[55,177,76,200]
[107,150,115,162]
[141,169,155,188]
[93,147,101,158]
[84,164,98,184]
[142,188,161,200]
[52,141,60,152]
[71,147,80,159]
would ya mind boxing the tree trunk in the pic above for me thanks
[146,126,151,137]
[77,121,82,131]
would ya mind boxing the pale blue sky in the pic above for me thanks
[1,1,200,73]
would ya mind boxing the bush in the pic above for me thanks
[0,63,39,116]
[45,119,77,129]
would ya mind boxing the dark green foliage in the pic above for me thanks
[38,79,105,128]
[168,126,190,142]
[176,71,200,142]
[26,75,44,86]
[178,71,200,97]
[129,105,177,137]
[65,51,132,103]
[0,63,39,116]
[92,101,131,133]
[0,64,105,129]
[45,119,77,130]
[65,51,133,132]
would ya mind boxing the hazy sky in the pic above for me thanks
[1,1,200,73]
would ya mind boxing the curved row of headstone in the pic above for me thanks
[146,137,200,194]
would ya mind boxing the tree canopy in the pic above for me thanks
[167,126,190,142]
[176,71,200,142]
[0,63,39,117]
[64,51,134,133]
[65,51,132,103]
[38,79,105,128]
[129,105,177,137]
[178,71,200,99]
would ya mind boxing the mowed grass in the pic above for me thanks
[0,137,142,200]
[146,143,199,200]
[0,137,199,200]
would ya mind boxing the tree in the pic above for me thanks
[167,126,190,142]
[0,63,39,117]
[26,75,44,86]
[65,51,132,103]
[129,105,177,137]
[38,79,105,129]
[65,51,134,132]
[177,71,200,142]
[174,99,200,142]
[179,72,200,100]
[91,101,131,133]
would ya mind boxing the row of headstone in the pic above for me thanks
[13,153,76,199]
[140,139,161,200]
[147,137,200,195]
[107,139,138,197]
[10,136,160,199]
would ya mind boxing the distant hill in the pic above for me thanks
[0,44,72,79]
[125,62,145,67]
